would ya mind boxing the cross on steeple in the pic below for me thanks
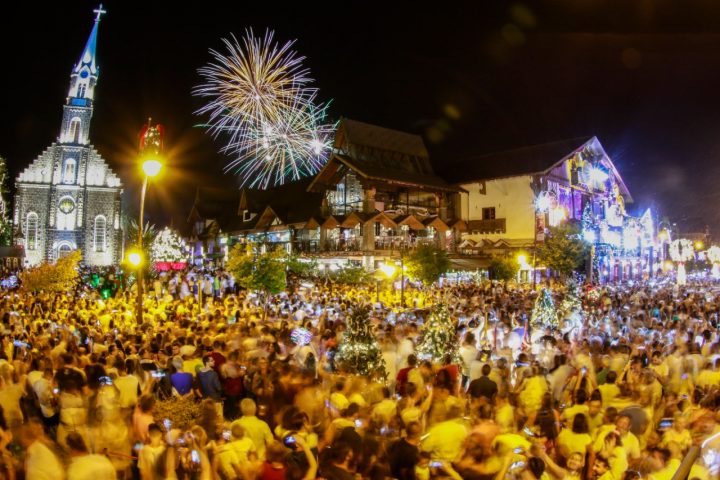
[93,4,107,22]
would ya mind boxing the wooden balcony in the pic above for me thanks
[468,218,506,234]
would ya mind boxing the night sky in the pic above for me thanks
[2,1,720,234]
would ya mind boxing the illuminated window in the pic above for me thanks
[94,215,106,252]
[58,197,75,214]
[63,158,76,184]
[26,213,38,250]
[58,244,73,259]
[69,118,81,143]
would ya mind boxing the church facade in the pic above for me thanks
[14,8,123,267]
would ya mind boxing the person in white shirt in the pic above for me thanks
[19,421,65,480]
[114,359,140,414]
[33,368,58,428]
[66,432,116,480]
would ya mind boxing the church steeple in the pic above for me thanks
[60,5,106,145]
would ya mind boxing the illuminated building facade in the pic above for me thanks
[446,137,660,282]
[13,8,123,266]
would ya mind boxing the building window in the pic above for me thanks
[482,207,496,220]
[94,215,106,252]
[77,84,86,98]
[63,159,76,184]
[26,213,38,250]
[58,243,73,259]
[69,118,81,143]
[57,197,76,231]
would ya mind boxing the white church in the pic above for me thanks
[13,6,123,266]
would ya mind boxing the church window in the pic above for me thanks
[26,213,38,251]
[69,118,81,143]
[94,215,106,252]
[63,159,76,184]
[57,197,76,231]
[59,197,75,214]
[77,83,86,98]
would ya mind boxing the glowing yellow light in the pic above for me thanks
[127,250,143,267]
[142,159,163,178]
[380,263,397,278]
[517,254,527,266]
[695,241,704,250]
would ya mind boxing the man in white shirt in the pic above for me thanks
[19,421,65,480]
[66,432,116,480]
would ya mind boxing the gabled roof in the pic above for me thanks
[440,136,632,201]
[340,118,430,160]
[309,119,463,194]
[441,137,594,184]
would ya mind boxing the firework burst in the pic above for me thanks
[195,29,334,188]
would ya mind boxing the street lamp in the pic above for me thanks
[136,157,163,323]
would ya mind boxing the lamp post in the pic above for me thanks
[135,158,162,323]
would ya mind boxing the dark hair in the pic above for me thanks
[606,371,618,384]
[66,432,88,453]
[481,364,492,376]
[572,413,589,434]
[330,441,353,463]
[527,457,546,479]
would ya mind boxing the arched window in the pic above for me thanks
[57,243,73,259]
[68,118,81,143]
[26,213,38,250]
[94,215,106,252]
[63,158,76,184]
[77,84,86,98]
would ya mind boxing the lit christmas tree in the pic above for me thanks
[336,305,387,380]
[531,288,558,328]
[559,280,583,328]
[150,227,187,264]
[416,304,461,363]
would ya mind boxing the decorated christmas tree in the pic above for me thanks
[150,227,187,264]
[559,280,584,329]
[335,305,387,380]
[531,288,558,328]
[416,304,461,363]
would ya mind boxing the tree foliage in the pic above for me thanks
[20,250,81,292]
[489,256,519,282]
[125,219,158,251]
[227,244,287,295]
[335,305,387,380]
[536,223,587,278]
[286,254,317,278]
[329,265,372,285]
[405,244,451,286]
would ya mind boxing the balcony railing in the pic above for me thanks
[468,218,506,234]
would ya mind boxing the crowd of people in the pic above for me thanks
[0,268,719,480]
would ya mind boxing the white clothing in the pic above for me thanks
[25,441,65,480]
[67,454,116,480]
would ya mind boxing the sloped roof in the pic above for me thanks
[336,155,461,192]
[440,137,594,184]
[341,118,429,159]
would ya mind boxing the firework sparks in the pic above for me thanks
[195,29,334,188]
